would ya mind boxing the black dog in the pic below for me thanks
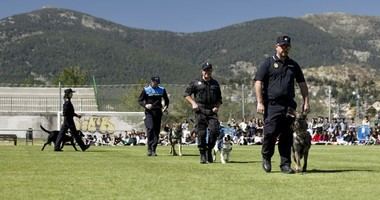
[40,125,81,151]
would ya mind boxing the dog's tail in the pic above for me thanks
[40,125,52,135]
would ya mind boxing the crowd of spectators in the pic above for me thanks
[308,115,380,145]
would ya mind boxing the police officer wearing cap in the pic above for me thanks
[184,62,222,164]
[138,76,169,156]
[55,88,90,151]
[254,35,310,173]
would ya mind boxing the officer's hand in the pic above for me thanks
[191,103,199,111]
[302,103,310,114]
[77,114,82,119]
[257,102,265,114]
[212,107,219,113]
[145,104,152,109]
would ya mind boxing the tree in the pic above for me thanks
[53,66,88,85]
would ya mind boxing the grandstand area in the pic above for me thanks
[0,87,98,112]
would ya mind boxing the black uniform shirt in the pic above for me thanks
[184,77,222,108]
[138,85,169,110]
[254,55,305,101]
[62,100,78,118]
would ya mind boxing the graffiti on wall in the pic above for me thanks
[75,116,115,134]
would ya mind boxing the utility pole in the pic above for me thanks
[242,84,245,119]
[353,88,360,120]
[328,86,331,122]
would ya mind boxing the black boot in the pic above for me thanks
[199,150,207,164]
[207,149,213,163]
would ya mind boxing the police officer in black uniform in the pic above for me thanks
[254,35,310,173]
[55,88,89,151]
[138,76,169,156]
[184,62,222,164]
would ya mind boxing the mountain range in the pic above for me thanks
[0,8,379,85]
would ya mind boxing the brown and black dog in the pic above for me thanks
[168,123,183,156]
[40,125,82,151]
[292,113,311,173]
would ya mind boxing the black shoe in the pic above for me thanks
[262,159,271,173]
[152,151,157,156]
[54,149,63,152]
[147,151,152,156]
[82,145,90,152]
[207,150,213,163]
[200,152,207,164]
[280,165,295,174]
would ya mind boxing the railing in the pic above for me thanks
[0,97,98,112]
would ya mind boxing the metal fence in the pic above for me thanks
[0,96,98,112]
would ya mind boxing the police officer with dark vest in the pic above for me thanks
[138,76,169,156]
[254,35,310,173]
[55,88,90,151]
[184,62,222,164]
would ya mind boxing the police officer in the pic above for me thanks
[138,76,169,156]
[184,62,222,164]
[254,35,310,173]
[55,88,90,151]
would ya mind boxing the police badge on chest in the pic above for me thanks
[273,63,279,68]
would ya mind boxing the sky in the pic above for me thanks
[1,0,380,33]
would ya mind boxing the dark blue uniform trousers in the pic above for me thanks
[262,102,294,167]
[144,109,162,153]
[195,109,219,153]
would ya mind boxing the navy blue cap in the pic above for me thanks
[151,76,160,84]
[201,62,212,70]
[64,88,75,94]
[276,35,291,46]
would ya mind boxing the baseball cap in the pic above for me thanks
[276,35,291,46]
[151,76,160,84]
[201,62,212,70]
[64,88,75,94]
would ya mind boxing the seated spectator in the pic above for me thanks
[253,135,263,145]
[136,132,147,145]
[101,134,111,146]
[114,133,123,146]
[312,131,322,142]
[344,130,355,145]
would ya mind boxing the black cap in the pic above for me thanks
[64,88,75,94]
[201,62,212,70]
[151,76,160,84]
[276,35,291,46]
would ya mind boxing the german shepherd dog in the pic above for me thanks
[168,123,183,156]
[40,125,80,151]
[292,114,311,173]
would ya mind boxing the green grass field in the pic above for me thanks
[1,142,380,200]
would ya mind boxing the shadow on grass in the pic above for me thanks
[228,160,259,164]
[307,168,377,173]
[177,154,199,157]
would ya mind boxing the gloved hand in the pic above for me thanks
[212,107,219,113]
[145,104,152,109]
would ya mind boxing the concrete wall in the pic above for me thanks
[0,112,145,138]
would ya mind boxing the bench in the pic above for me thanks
[0,134,17,145]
